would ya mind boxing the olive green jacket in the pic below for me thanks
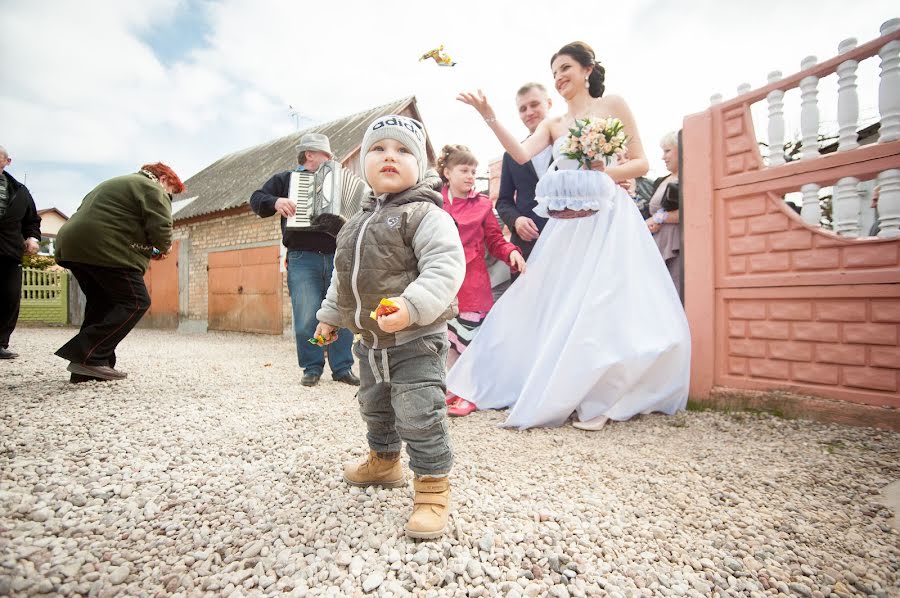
[56,172,172,273]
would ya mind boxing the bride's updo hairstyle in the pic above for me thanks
[437,144,479,183]
[551,41,605,99]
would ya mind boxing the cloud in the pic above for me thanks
[3,0,898,216]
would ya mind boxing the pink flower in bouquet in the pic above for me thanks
[561,116,630,170]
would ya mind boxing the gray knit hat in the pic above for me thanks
[359,115,428,185]
[296,132,333,156]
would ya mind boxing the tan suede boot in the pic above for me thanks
[343,450,405,488]
[405,476,451,540]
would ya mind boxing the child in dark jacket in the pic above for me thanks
[315,115,465,539]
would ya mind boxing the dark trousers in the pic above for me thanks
[0,257,23,348]
[354,334,453,476]
[55,262,150,367]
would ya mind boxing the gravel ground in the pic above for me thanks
[1,328,898,598]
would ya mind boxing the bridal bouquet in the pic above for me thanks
[560,116,629,170]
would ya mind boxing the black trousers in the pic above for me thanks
[0,257,23,348]
[55,262,150,367]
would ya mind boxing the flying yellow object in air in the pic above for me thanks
[419,45,456,67]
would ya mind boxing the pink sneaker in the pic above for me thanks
[445,391,459,406]
[448,399,476,417]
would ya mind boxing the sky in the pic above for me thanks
[1,0,897,217]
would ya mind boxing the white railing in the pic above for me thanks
[714,18,900,238]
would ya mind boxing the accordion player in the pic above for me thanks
[285,160,368,236]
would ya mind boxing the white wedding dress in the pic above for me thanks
[446,137,691,429]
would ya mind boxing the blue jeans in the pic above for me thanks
[287,250,354,378]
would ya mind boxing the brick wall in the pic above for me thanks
[715,191,900,409]
[725,295,899,405]
[175,209,291,329]
[724,192,899,279]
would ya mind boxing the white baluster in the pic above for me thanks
[857,180,878,235]
[767,71,785,166]
[879,19,900,142]
[799,56,820,159]
[800,183,821,227]
[837,38,859,151]
[877,169,900,237]
[737,83,751,96]
[832,177,861,237]
[710,93,723,105]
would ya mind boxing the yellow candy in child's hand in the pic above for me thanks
[308,333,334,345]
[369,298,400,320]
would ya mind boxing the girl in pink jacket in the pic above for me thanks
[437,144,526,416]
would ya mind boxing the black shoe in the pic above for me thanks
[301,373,321,387]
[70,373,107,384]
[0,347,18,359]
[66,362,127,380]
[334,371,360,386]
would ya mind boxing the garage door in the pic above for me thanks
[208,245,282,334]
[142,240,179,329]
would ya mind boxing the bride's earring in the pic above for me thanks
[584,77,590,89]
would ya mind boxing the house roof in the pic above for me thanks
[174,96,433,221]
[37,207,69,220]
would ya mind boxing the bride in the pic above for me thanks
[449,41,690,430]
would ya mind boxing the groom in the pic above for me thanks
[495,83,553,266]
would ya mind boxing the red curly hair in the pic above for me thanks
[140,162,185,194]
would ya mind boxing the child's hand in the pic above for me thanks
[313,322,338,345]
[376,297,411,333]
[509,250,527,274]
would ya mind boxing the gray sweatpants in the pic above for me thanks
[354,333,453,476]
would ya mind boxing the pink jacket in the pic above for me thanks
[441,185,518,313]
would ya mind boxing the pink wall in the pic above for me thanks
[682,27,900,418]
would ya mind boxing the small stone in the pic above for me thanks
[362,570,384,592]
[479,531,494,553]
[241,541,264,559]
[466,560,483,579]
[413,549,429,565]
[30,508,52,522]
[548,554,561,573]
[724,557,743,572]
[549,585,570,598]
[108,565,130,585]
[349,556,364,577]
[524,583,543,597]
[335,551,352,567]
[36,579,54,594]
[259,576,275,589]
[788,582,812,597]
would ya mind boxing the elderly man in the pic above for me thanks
[0,146,41,360]
[495,83,554,264]
[250,133,357,387]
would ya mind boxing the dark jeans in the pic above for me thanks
[0,257,22,348]
[55,262,150,367]
[354,333,453,476]
[286,250,354,378]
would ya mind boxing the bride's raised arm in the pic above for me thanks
[457,90,552,165]
[602,95,649,182]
